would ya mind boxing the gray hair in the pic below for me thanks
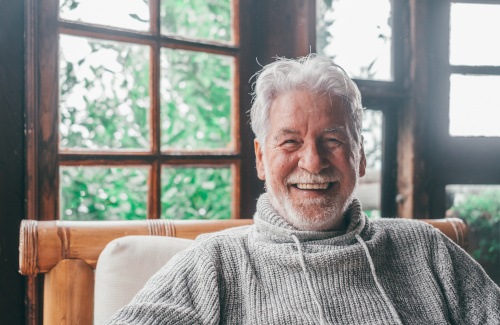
[250,54,363,144]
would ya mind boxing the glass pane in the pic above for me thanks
[446,185,500,285]
[450,3,500,66]
[355,109,383,219]
[449,74,500,137]
[59,35,151,150]
[160,0,233,43]
[316,0,393,81]
[161,166,232,219]
[60,166,149,220]
[160,48,234,151]
[59,0,150,31]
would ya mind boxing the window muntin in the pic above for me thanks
[316,0,393,81]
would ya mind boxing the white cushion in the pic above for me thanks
[94,235,193,324]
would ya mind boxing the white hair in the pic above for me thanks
[250,54,364,144]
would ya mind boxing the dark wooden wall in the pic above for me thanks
[0,0,27,323]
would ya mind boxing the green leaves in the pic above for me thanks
[60,167,149,221]
[161,167,232,220]
[450,189,500,263]
[59,35,150,150]
[59,0,235,222]
[160,48,233,150]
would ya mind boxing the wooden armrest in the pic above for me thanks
[19,219,253,276]
[420,218,468,249]
[19,217,468,276]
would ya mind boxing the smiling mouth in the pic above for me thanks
[293,182,333,190]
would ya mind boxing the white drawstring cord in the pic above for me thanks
[355,234,403,325]
[291,234,328,325]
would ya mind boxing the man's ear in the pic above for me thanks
[358,137,366,178]
[254,139,266,180]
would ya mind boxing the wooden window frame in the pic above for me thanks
[425,0,500,217]
[27,0,245,222]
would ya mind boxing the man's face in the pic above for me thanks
[254,89,366,231]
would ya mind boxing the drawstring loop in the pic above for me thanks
[355,234,403,324]
[291,234,328,325]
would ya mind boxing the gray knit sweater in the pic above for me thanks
[106,194,500,324]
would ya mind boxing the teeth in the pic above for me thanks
[296,183,329,190]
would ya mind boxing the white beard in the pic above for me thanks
[265,168,359,231]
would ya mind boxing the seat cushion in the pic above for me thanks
[94,235,193,324]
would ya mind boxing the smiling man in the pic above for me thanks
[254,89,364,232]
[107,55,500,325]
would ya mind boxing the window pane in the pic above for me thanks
[316,0,392,81]
[446,185,500,285]
[449,74,500,137]
[160,0,233,43]
[450,3,500,66]
[60,166,149,220]
[59,35,151,150]
[355,109,383,219]
[161,166,232,219]
[160,49,234,151]
[59,0,150,31]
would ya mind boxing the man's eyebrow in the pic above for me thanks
[273,129,300,140]
[322,126,347,134]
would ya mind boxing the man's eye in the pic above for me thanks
[281,139,300,149]
[324,138,342,147]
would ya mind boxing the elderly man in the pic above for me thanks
[107,55,500,324]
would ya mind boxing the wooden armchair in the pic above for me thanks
[18,218,468,324]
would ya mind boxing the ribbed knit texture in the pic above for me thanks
[105,194,500,325]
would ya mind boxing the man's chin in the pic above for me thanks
[283,207,342,231]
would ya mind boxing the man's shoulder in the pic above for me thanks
[372,217,435,229]
[192,224,254,248]
[370,217,438,240]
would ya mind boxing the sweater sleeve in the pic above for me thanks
[104,244,221,325]
[432,229,500,324]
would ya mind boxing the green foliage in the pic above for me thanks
[59,36,150,150]
[160,49,232,150]
[161,0,232,42]
[450,189,500,263]
[60,167,148,221]
[58,0,235,221]
[161,167,231,219]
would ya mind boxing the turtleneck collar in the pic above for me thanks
[253,193,369,244]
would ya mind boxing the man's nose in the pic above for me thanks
[297,142,329,174]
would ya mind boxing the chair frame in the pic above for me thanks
[18,218,467,324]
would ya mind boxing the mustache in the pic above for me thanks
[286,169,340,184]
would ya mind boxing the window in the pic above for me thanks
[316,0,393,81]
[316,0,401,217]
[449,2,500,137]
[28,0,244,221]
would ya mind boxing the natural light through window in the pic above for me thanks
[450,3,500,66]
[449,75,500,137]
[449,3,500,137]
[316,0,392,81]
